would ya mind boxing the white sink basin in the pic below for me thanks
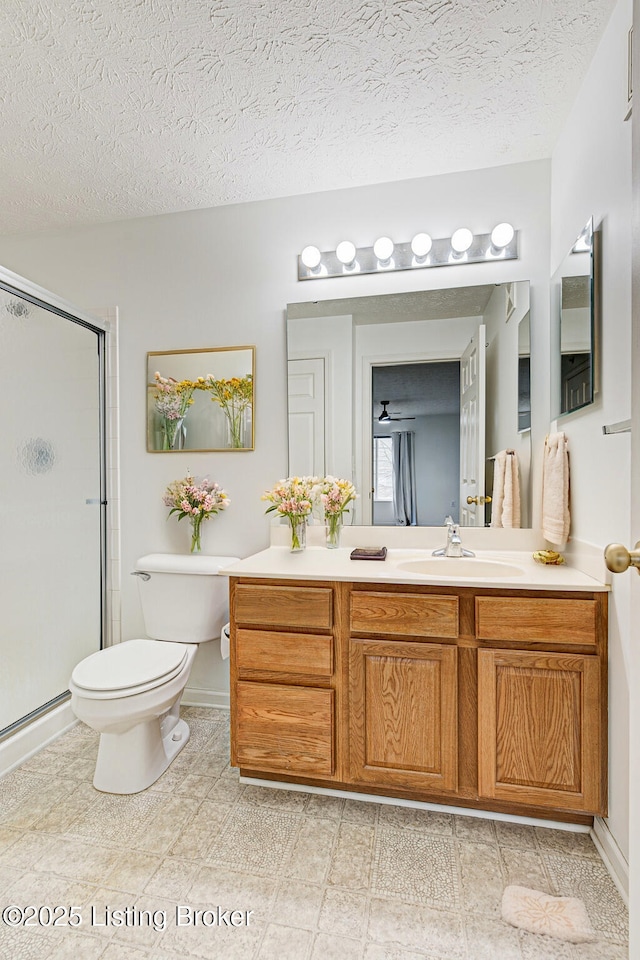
[395,558,525,578]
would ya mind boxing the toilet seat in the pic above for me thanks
[71,639,191,700]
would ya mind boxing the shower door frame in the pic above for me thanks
[0,264,109,737]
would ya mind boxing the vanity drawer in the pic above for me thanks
[234,583,333,629]
[236,629,333,678]
[235,682,334,776]
[475,597,598,647]
[350,591,459,638]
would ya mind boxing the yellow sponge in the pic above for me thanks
[533,550,565,565]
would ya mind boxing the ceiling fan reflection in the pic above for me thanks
[378,400,415,422]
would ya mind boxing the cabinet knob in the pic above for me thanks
[466,495,492,505]
[604,542,640,574]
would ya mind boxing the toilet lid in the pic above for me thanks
[71,639,190,693]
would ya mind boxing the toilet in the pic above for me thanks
[69,553,239,794]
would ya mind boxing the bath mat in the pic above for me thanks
[501,885,596,943]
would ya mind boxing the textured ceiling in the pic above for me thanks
[0,0,617,236]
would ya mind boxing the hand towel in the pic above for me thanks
[490,450,521,528]
[542,432,570,545]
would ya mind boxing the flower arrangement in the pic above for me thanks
[262,475,357,551]
[318,476,358,548]
[153,373,196,450]
[203,374,253,448]
[163,472,230,552]
[261,476,316,551]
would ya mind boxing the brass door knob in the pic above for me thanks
[604,542,640,574]
[466,495,492,505]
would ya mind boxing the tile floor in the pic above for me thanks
[0,707,628,960]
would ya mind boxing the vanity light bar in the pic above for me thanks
[297,226,518,281]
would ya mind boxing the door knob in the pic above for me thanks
[604,542,640,574]
[466,495,492,505]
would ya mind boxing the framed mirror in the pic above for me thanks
[552,218,599,417]
[146,346,254,452]
[518,311,531,432]
[287,282,532,528]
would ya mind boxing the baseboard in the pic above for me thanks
[0,701,78,779]
[591,816,629,905]
[181,686,230,710]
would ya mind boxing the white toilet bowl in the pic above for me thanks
[69,553,238,794]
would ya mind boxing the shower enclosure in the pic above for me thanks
[0,269,106,736]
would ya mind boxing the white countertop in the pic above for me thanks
[220,545,608,592]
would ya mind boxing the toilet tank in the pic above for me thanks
[134,554,240,643]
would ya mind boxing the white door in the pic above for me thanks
[287,358,325,477]
[459,325,486,526]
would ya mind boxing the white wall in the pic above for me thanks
[0,159,551,704]
[550,0,632,863]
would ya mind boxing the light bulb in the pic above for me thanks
[411,233,432,258]
[336,240,357,265]
[300,245,322,269]
[451,228,473,253]
[490,222,515,249]
[373,236,394,261]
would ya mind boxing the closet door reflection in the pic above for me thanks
[0,287,103,733]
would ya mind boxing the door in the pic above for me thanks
[349,637,458,793]
[0,281,105,733]
[287,357,325,476]
[460,325,486,525]
[477,649,603,814]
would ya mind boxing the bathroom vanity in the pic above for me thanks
[225,544,608,825]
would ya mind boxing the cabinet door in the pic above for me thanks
[349,639,457,793]
[234,681,334,778]
[478,649,603,814]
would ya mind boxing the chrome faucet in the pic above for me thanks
[432,516,475,558]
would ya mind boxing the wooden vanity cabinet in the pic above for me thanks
[229,577,608,822]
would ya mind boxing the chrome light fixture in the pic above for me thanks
[298,223,517,280]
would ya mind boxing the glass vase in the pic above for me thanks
[289,516,307,552]
[162,416,185,451]
[325,513,343,549]
[189,516,203,553]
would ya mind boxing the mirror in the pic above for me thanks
[287,282,532,527]
[518,311,531,432]
[552,218,598,417]
[146,346,254,452]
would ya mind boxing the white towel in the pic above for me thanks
[490,450,521,529]
[542,433,570,545]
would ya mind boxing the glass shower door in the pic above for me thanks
[0,285,104,733]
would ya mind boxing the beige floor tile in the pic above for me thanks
[0,924,53,960]
[373,827,458,908]
[464,914,523,959]
[158,904,262,959]
[318,887,368,939]
[327,823,374,891]
[519,930,574,959]
[3,871,97,907]
[104,852,162,896]
[534,828,600,859]
[363,944,439,960]
[206,777,245,803]
[282,817,340,884]
[35,838,123,883]
[495,821,538,849]
[0,825,23,854]
[128,797,201,856]
[454,815,496,843]
[188,863,277,919]
[0,833,55,872]
[456,838,506,920]
[241,785,309,812]
[342,799,379,825]
[168,799,229,859]
[0,774,79,830]
[501,846,553,892]
[542,853,628,944]
[377,805,454,836]
[273,878,325,930]
[367,897,466,958]
[204,803,301,876]
[46,931,107,959]
[311,932,364,960]
[143,858,199,900]
[305,795,344,820]
[256,922,313,959]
